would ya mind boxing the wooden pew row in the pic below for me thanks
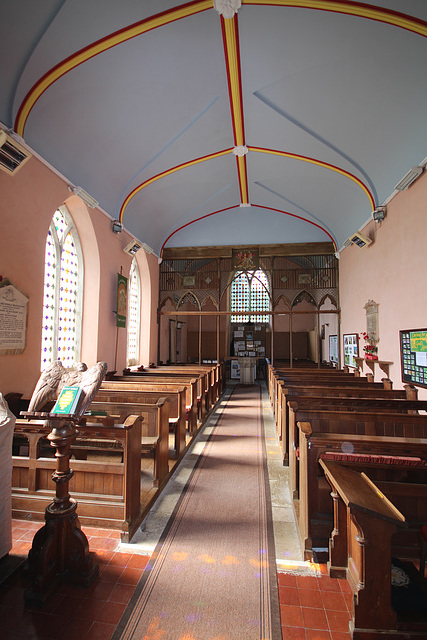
[291,411,427,561]
[140,363,225,401]
[96,385,187,455]
[275,378,398,464]
[122,364,223,414]
[268,366,381,422]
[12,414,151,543]
[267,364,362,408]
[287,394,427,473]
[277,385,417,464]
[110,374,208,423]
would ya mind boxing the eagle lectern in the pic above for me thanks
[22,361,107,606]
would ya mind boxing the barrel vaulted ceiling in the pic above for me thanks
[1,1,426,257]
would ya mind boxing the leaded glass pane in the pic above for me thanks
[250,270,270,323]
[231,271,250,322]
[40,208,82,370]
[57,231,79,366]
[230,269,270,323]
[41,228,57,368]
[127,260,140,365]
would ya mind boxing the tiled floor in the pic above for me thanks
[0,519,352,640]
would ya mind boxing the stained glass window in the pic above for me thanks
[41,207,83,370]
[127,258,141,366]
[230,269,270,323]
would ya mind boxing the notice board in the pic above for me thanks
[400,328,427,388]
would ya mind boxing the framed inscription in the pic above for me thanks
[0,283,29,354]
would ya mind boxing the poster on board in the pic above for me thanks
[343,333,359,368]
[329,335,338,364]
[400,329,427,388]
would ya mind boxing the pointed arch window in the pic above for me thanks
[41,206,83,370]
[230,269,270,323]
[127,258,141,366]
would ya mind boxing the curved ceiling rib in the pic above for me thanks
[243,0,427,37]
[160,203,338,256]
[11,1,426,255]
[15,1,426,137]
[14,0,212,135]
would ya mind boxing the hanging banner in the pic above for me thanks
[116,273,128,328]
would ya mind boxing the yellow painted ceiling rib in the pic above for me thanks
[242,1,427,38]
[15,1,213,136]
[119,149,233,223]
[250,146,375,210]
[221,14,249,203]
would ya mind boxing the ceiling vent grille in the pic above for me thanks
[0,130,31,174]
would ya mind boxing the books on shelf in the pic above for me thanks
[51,386,82,415]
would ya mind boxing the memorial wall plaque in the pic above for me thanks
[0,284,29,354]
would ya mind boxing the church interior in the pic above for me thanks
[1,2,427,639]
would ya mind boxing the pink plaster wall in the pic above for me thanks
[0,155,159,398]
[339,169,427,397]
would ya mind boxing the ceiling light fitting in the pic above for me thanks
[112,220,123,233]
[394,166,423,191]
[70,186,99,208]
[372,207,386,222]
[123,240,142,256]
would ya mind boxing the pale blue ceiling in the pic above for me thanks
[1,1,426,255]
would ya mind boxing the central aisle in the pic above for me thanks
[113,384,283,640]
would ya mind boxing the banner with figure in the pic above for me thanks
[117,273,128,328]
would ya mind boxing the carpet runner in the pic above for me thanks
[113,383,282,640]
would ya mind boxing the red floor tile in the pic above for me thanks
[117,566,143,585]
[298,588,324,608]
[282,626,306,639]
[280,604,304,628]
[318,576,342,592]
[321,589,347,611]
[302,607,329,630]
[326,609,352,633]
[84,621,116,640]
[279,585,300,606]
[108,552,134,567]
[108,582,136,604]
[127,553,150,569]
[296,575,320,590]
[278,572,298,588]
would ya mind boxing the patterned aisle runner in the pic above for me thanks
[113,384,282,640]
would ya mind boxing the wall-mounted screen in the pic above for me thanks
[400,329,427,388]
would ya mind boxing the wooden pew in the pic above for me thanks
[275,378,401,464]
[292,411,427,561]
[319,459,408,638]
[110,374,207,423]
[123,365,218,413]
[320,459,427,639]
[96,385,187,455]
[12,414,148,542]
[86,398,170,485]
[277,384,417,463]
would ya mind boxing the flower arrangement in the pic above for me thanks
[361,331,378,359]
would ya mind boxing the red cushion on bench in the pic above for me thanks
[320,451,425,467]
